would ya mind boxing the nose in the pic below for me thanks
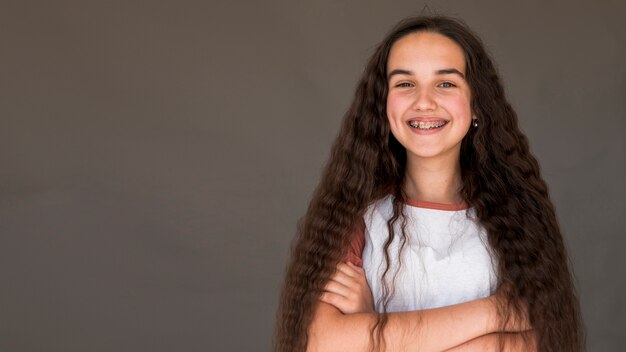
[411,87,437,111]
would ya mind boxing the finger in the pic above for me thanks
[346,261,365,274]
[319,291,351,312]
[324,279,352,298]
[346,260,362,268]
[336,262,361,278]
[329,270,359,289]
[340,262,367,284]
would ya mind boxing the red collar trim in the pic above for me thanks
[404,198,468,211]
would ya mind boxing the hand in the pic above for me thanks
[319,261,375,314]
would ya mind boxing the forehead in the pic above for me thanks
[387,31,466,74]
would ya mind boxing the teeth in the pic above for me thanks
[409,121,446,129]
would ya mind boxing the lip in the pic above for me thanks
[406,117,449,123]
[406,117,449,135]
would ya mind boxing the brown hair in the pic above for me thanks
[274,15,584,351]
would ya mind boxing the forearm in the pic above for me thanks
[444,331,537,352]
[308,297,500,352]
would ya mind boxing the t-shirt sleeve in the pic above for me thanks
[344,217,366,268]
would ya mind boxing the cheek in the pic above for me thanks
[385,95,404,138]
[445,95,472,120]
[386,94,397,117]
[386,93,407,121]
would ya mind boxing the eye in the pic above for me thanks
[438,81,456,88]
[394,82,413,88]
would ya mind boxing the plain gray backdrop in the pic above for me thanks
[1,0,625,351]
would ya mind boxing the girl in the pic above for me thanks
[275,15,583,352]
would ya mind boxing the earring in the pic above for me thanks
[472,118,478,127]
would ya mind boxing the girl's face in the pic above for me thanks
[386,31,472,163]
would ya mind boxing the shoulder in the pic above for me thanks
[343,195,393,267]
[364,194,394,221]
[344,217,366,267]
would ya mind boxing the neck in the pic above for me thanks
[403,152,463,205]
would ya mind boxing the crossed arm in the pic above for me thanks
[307,262,535,352]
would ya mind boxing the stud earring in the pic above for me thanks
[472,118,478,127]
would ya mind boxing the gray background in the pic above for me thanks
[1,0,624,351]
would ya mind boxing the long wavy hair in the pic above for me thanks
[274,15,584,352]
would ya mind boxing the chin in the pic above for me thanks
[406,145,460,161]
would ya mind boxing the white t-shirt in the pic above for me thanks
[359,195,498,312]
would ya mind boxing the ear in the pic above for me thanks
[471,115,479,128]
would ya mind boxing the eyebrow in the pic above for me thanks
[387,68,465,80]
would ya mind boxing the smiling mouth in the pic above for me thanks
[407,120,449,130]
